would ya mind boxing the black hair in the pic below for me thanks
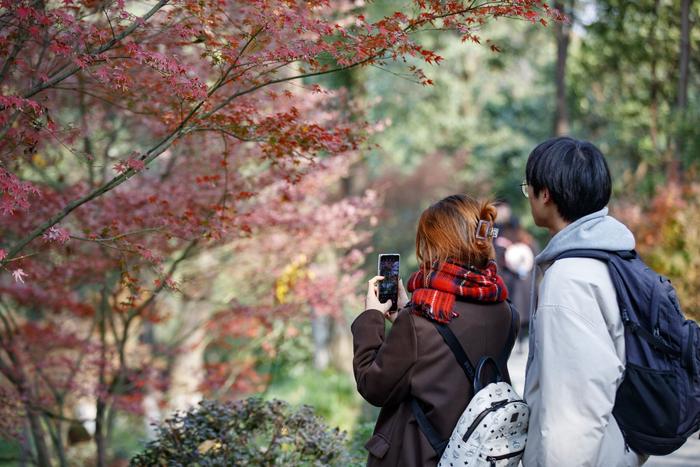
[525,136,612,222]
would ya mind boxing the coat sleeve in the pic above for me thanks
[351,308,418,407]
[524,302,624,467]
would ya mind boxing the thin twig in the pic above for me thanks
[70,227,163,243]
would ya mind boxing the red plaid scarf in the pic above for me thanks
[407,260,508,324]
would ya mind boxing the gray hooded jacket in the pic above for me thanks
[523,207,645,466]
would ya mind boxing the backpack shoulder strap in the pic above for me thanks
[554,249,682,357]
[553,248,615,262]
[433,323,475,381]
[410,399,448,456]
[554,248,638,263]
[434,302,518,383]
[497,303,518,370]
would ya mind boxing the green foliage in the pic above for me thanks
[365,21,554,181]
[360,20,554,270]
[265,366,362,434]
[0,438,21,466]
[346,421,376,467]
[109,413,149,463]
[569,0,700,189]
[130,398,352,467]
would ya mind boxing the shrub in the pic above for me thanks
[130,398,352,466]
[615,182,700,320]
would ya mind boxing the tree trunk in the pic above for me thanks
[329,316,354,374]
[310,246,339,371]
[25,407,52,467]
[95,400,106,467]
[164,300,205,414]
[45,417,67,467]
[311,312,331,370]
[7,354,52,465]
[646,0,662,166]
[671,0,692,182]
[94,282,109,467]
[553,1,574,136]
[678,0,691,111]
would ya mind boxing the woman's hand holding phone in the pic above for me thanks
[366,276,409,323]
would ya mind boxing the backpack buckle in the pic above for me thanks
[621,309,631,323]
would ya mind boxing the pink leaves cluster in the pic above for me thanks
[0,167,40,216]
[0,96,42,114]
[41,226,71,245]
[113,157,146,174]
[124,42,209,101]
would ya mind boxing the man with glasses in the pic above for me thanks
[520,137,645,466]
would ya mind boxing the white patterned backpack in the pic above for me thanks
[411,305,529,466]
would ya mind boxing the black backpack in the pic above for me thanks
[555,249,700,455]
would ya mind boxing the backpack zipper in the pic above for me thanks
[461,399,514,442]
[486,448,525,466]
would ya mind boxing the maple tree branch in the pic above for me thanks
[0,110,21,143]
[70,227,163,243]
[95,272,114,467]
[0,28,27,84]
[37,407,88,424]
[22,0,170,99]
[100,239,197,429]
[214,25,266,88]
[3,56,337,263]
[232,60,292,87]
[103,7,116,43]
[127,239,199,322]
[369,63,422,84]
[32,364,65,415]
[0,303,16,345]
[0,4,521,264]
[0,320,53,465]
[202,55,379,121]
[1,121,188,264]
[51,86,158,116]
[0,350,19,388]
[60,316,98,418]
[0,299,19,337]
[187,127,262,143]
[204,4,500,119]
[0,252,39,263]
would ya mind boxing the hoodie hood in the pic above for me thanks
[536,207,636,265]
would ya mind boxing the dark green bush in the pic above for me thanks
[130,398,352,466]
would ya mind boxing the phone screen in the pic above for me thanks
[378,254,400,311]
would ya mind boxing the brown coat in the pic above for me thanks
[351,300,517,467]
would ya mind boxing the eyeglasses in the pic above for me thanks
[520,181,529,198]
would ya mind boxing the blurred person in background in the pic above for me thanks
[351,194,519,466]
[494,202,537,351]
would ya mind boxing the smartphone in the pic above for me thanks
[377,254,400,311]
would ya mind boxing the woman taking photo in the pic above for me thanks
[352,194,519,466]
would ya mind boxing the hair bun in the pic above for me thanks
[479,200,497,224]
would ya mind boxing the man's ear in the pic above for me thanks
[540,187,551,204]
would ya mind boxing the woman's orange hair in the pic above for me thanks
[415,194,497,272]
